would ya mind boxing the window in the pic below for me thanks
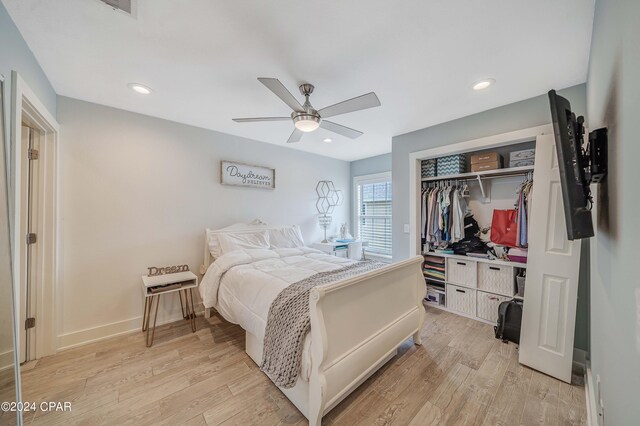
[354,172,392,257]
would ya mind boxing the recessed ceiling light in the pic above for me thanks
[127,83,152,95]
[323,138,332,143]
[472,79,495,91]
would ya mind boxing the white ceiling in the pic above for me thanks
[3,0,594,161]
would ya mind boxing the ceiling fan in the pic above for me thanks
[232,78,381,143]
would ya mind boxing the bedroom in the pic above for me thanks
[0,0,638,425]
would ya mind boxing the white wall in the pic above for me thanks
[56,96,351,349]
[586,0,640,423]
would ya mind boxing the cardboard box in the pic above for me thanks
[471,152,502,164]
[471,160,502,172]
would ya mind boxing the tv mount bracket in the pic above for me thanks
[576,116,608,184]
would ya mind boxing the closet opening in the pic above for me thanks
[408,125,584,383]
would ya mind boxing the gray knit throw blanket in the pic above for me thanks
[260,260,385,388]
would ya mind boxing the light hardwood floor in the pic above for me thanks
[5,304,586,426]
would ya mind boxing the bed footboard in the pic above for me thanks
[307,256,425,425]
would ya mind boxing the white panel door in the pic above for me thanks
[519,133,582,383]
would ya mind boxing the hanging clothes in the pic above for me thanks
[421,182,468,249]
[421,189,428,239]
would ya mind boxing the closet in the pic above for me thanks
[420,164,533,325]
[408,126,583,383]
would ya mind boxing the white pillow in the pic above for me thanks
[206,223,249,258]
[268,226,305,249]
[217,231,270,255]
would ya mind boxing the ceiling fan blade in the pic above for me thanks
[258,78,304,112]
[287,128,304,143]
[232,117,290,123]
[320,120,363,139]
[318,92,381,118]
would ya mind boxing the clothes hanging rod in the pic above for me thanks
[420,165,534,183]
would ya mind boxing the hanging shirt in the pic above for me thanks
[421,189,428,238]
[441,187,451,242]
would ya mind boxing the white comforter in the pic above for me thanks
[199,247,357,379]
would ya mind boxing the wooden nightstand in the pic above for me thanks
[141,271,198,347]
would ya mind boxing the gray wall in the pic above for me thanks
[0,2,56,117]
[391,84,589,350]
[350,153,392,178]
[586,0,640,423]
[391,84,586,261]
[56,96,351,346]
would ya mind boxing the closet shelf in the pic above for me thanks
[422,251,528,269]
[421,165,534,182]
[423,275,445,283]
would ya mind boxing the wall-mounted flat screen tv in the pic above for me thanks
[548,90,594,240]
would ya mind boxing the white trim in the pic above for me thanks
[353,171,392,257]
[11,71,59,361]
[57,303,205,351]
[353,171,391,185]
[1,73,24,426]
[363,252,392,263]
[585,364,600,426]
[408,124,552,257]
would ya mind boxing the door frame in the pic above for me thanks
[407,124,552,257]
[10,71,59,360]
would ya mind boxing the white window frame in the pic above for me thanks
[353,171,392,260]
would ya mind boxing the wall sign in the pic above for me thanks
[147,265,189,277]
[221,160,275,189]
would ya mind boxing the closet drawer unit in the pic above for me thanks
[477,263,515,296]
[446,258,477,288]
[477,291,511,323]
[446,284,476,316]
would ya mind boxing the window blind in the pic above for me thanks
[356,180,392,256]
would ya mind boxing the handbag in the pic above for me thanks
[490,209,518,248]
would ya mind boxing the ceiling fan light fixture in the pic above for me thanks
[293,114,320,132]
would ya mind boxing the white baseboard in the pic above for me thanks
[0,350,15,371]
[585,364,600,426]
[57,303,205,351]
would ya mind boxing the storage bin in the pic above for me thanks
[476,291,511,322]
[436,154,466,176]
[510,158,535,168]
[509,149,535,161]
[446,284,476,316]
[516,275,526,297]
[421,159,437,177]
[446,258,477,287]
[477,262,515,296]
[509,149,535,168]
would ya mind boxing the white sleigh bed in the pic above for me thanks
[199,224,425,426]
